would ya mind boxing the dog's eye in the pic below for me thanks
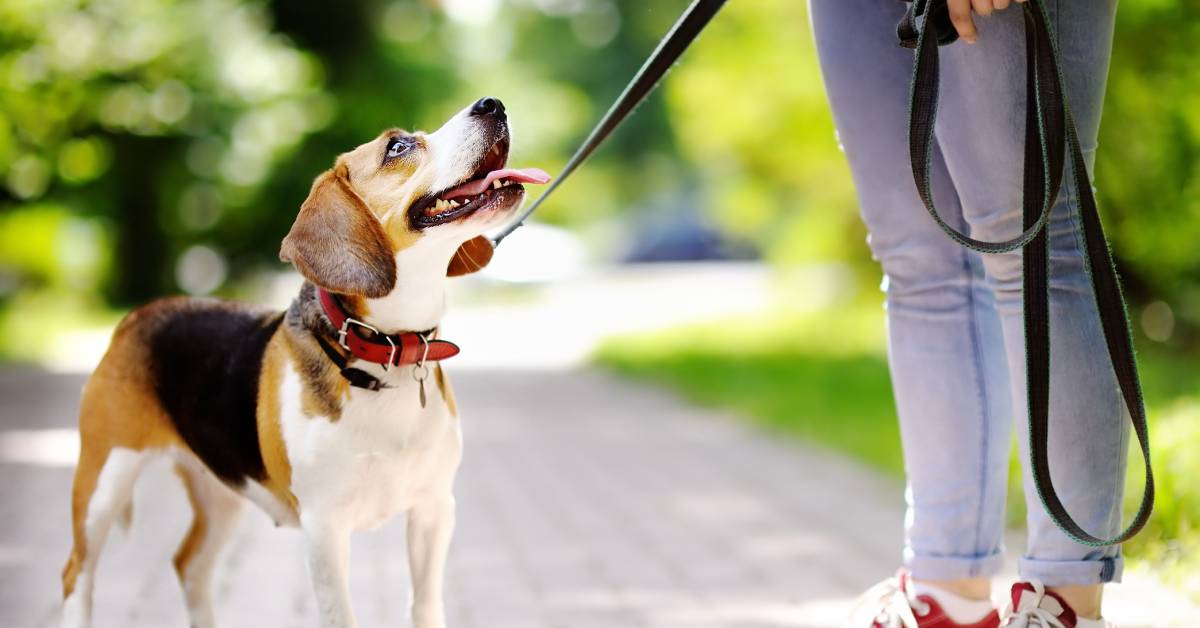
[384,138,411,162]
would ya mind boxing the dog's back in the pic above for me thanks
[138,299,282,483]
[60,297,282,624]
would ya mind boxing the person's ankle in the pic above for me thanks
[1045,584,1103,620]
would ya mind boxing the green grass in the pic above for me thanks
[595,299,1200,597]
[598,300,903,475]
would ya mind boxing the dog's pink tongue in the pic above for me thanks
[439,168,551,200]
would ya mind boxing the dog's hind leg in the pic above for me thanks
[61,446,146,628]
[173,462,243,628]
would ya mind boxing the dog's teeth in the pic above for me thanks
[492,179,501,189]
[436,199,449,212]
[449,199,460,208]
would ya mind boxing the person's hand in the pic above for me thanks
[948,0,1027,44]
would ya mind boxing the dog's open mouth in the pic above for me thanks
[410,137,550,229]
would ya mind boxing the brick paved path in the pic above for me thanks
[0,367,1193,627]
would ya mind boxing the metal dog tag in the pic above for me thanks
[413,363,430,409]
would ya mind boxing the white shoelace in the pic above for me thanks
[846,574,931,628]
[1002,581,1068,628]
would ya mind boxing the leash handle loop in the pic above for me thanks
[905,0,1153,546]
[906,0,1063,254]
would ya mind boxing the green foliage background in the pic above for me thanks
[1,0,1196,351]
[1095,0,1200,342]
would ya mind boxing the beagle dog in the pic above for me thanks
[60,97,549,628]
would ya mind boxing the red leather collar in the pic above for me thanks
[318,288,460,368]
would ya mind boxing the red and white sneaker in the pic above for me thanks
[846,570,1001,628]
[1001,581,1113,628]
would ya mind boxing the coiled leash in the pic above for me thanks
[490,0,728,247]
[899,0,1153,545]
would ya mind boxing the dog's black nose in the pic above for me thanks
[470,97,505,118]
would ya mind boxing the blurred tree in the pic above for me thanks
[1096,0,1200,345]
[0,0,1196,353]
[0,0,693,308]
[664,0,868,269]
[0,0,327,304]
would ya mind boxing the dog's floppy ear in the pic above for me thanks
[280,163,396,298]
[447,236,494,277]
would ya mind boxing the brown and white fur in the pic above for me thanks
[61,98,529,628]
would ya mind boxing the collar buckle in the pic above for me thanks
[338,317,397,370]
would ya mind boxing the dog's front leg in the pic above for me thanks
[302,516,357,628]
[407,495,455,628]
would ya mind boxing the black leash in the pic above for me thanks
[900,0,1153,546]
[491,0,728,247]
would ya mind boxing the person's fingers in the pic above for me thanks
[994,0,1012,11]
[948,0,978,43]
[972,0,994,17]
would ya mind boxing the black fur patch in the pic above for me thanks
[147,303,283,485]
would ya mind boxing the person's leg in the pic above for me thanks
[810,0,1011,598]
[932,0,1125,618]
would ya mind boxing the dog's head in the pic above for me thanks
[280,97,549,298]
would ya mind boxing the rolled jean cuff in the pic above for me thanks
[1018,555,1123,586]
[905,549,1006,580]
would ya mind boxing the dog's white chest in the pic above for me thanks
[278,366,462,530]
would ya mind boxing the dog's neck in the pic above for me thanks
[358,240,462,334]
[291,239,465,348]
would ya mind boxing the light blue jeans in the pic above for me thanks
[810,0,1128,586]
